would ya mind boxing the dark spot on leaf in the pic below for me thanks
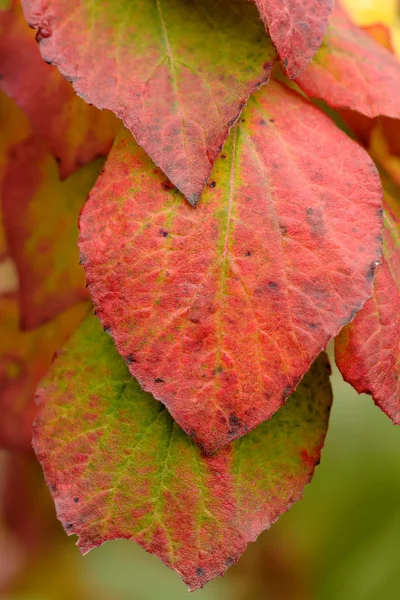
[161,180,174,191]
[225,556,235,567]
[221,154,226,159]
[209,181,216,188]
[245,250,251,256]
[126,354,136,364]
[260,119,267,126]
[268,281,279,291]
[196,567,205,577]
[376,207,383,218]
[307,322,318,330]
[74,498,79,503]
[155,378,164,384]
[281,385,292,401]
[228,414,241,435]
[263,61,272,70]
[366,261,378,281]
[55,156,62,165]
[104,327,111,335]
[159,229,168,238]
[50,484,57,493]
[213,365,223,376]
[65,522,73,530]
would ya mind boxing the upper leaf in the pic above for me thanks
[34,313,332,590]
[253,0,333,78]
[21,0,277,205]
[79,81,383,453]
[296,3,400,119]
[0,0,117,178]
[335,186,400,424]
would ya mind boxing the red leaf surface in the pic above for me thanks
[0,297,88,451]
[0,0,117,178]
[21,0,277,204]
[34,314,332,590]
[335,188,400,424]
[296,3,400,119]
[79,81,383,453]
[253,0,332,78]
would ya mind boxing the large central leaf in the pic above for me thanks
[34,314,332,590]
[22,0,276,205]
[79,81,383,453]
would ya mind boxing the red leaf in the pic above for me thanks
[33,314,332,590]
[335,189,400,424]
[79,81,383,453]
[296,3,400,119]
[21,0,277,204]
[253,0,333,77]
[0,0,117,178]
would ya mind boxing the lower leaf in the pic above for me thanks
[34,313,332,590]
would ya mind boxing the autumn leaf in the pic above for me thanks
[1,133,103,329]
[253,0,333,78]
[79,81,382,453]
[22,0,277,204]
[34,313,332,591]
[295,3,400,119]
[0,0,117,178]
[0,297,88,451]
[335,186,400,424]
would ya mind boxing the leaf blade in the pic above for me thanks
[336,188,400,423]
[253,0,333,77]
[79,81,383,452]
[34,313,332,590]
[296,3,400,119]
[21,0,276,204]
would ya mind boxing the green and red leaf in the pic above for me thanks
[296,3,400,119]
[0,0,117,178]
[22,0,277,204]
[34,313,332,590]
[253,0,332,78]
[335,187,400,424]
[79,81,382,453]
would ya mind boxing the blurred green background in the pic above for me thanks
[2,347,400,600]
